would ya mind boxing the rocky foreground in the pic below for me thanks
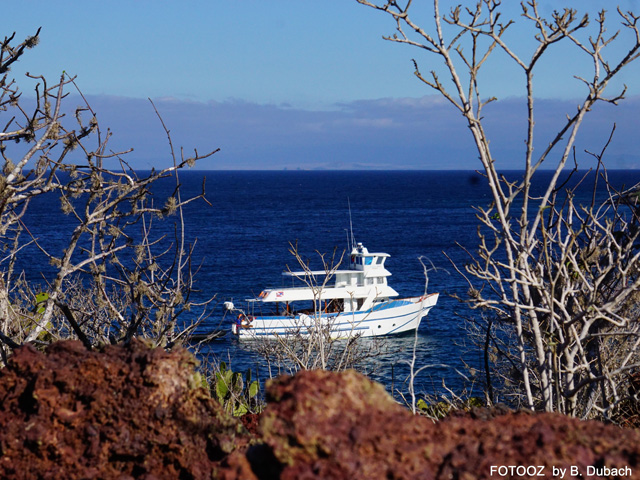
[0,341,639,479]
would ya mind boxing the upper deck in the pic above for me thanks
[251,242,399,303]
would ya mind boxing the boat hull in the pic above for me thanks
[232,293,438,339]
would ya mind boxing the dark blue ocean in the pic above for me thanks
[17,170,640,401]
[187,170,492,398]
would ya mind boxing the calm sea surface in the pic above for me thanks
[19,170,640,400]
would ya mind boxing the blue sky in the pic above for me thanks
[4,1,640,169]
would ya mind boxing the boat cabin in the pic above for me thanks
[247,243,400,317]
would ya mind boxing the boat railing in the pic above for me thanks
[253,285,357,300]
[259,279,369,296]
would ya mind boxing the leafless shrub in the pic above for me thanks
[245,243,394,376]
[0,29,217,363]
[357,0,640,418]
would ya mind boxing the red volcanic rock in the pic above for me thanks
[0,340,248,480]
[242,369,640,480]
[2,342,640,479]
[240,412,261,437]
[257,369,435,479]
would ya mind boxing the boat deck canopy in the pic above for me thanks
[250,284,399,303]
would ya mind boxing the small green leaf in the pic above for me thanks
[233,404,248,416]
[33,292,49,315]
[35,292,49,303]
[215,373,229,401]
[248,380,259,399]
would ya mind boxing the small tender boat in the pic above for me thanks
[229,242,438,339]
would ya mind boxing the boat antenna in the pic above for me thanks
[347,198,356,251]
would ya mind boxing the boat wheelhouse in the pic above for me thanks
[229,242,438,339]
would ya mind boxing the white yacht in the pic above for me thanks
[229,242,438,339]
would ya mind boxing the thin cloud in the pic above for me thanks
[77,94,639,170]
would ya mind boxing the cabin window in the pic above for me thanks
[365,257,373,265]
[376,277,384,284]
[366,278,373,285]
[376,257,384,265]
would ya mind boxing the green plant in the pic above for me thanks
[212,362,260,416]
[20,292,52,343]
[416,396,484,420]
